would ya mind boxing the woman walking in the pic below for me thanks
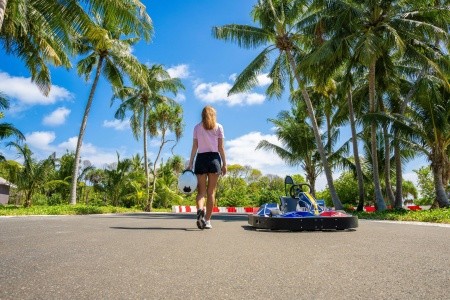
[188,106,227,229]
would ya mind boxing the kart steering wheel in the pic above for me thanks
[289,184,301,198]
[289,183,313,198]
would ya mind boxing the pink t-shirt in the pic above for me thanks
[193,122,224,153]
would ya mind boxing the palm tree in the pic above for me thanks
[102,153,134,206]
[7,142,55,207]
[1,0,151,95]
[308,0,449,210]
[113,64,184,206]
[147,103,183,211]
[0,0,8,31]
[213,0,344,209]
[332,72,368,211]
[69,13,151,205]
[0,95,24,156]
[0,93,25,161]
[373,74,449,207]
[257,103,323,196]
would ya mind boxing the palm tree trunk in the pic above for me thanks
[310,175,316,198]
[383,125,395,207]
[394,138,403,208]
[305,166,317,197]
[368,62,386,211]
[326,113,332,154]
[25,190,32,208]
[286,51,343,210]
[0,0,7,31]
[69,56,104,205]
[143,107,150,207]
[395,67,426,208]
[431,153,450,208]
[347,90,365,211]
[148,132,167,211]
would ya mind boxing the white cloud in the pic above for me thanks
[103,119,130,131]
[43,107,71,126]
[224,131,339,192]
[226,132,294,174]
[174,93,186,102]
[25,131,56,151]
[57,136,121,166]
[229,73,237,81]
[17,132,155,170]
[0,72,72,107]
[167,64,190,79]
[194,82,265,106]
[257,73,272,86]
[403,171,419,184]
[57,137,77,152]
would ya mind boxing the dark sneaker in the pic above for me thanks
[196,209,206,230]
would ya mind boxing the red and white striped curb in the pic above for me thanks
[362,205,426,212]
[172,205,427,213]
[172,206,258,214]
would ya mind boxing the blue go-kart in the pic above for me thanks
[248,176,358,231]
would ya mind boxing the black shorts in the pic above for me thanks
[194,152,222,175]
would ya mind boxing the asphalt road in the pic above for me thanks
[1,213,449,300]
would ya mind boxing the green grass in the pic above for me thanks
[352,208,450,224]
[0,204,170,216]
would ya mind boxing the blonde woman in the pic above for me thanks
[188,106,227,229]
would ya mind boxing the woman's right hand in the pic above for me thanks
[221,164,227,176]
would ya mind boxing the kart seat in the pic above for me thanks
[280,196,298,213]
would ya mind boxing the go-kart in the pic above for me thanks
[248,176,358,231]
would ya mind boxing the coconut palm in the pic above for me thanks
[7,142,55,207]
[0,95,24,145]
[147,103,183,211]
[372,73,449,207]
[69,13,151,205]
[213,0,344,209]
[0,0,6,30]
[257,103,323,196]
[0,95,24,161]
[311,0,449,211]
[113,64,184,206]
[1,0,151,95]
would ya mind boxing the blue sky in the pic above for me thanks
[0,0,424,191]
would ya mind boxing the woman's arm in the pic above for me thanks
[188,139,198,170]
[218,138,227,175]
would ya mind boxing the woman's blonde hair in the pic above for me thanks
[201,106,217,130]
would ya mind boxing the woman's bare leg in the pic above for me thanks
[196,174,207,210]
[205,173,220,221]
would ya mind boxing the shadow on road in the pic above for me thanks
[99,213,249,222]
[110,226,198,231]
[105,213,249,232]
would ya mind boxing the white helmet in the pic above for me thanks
[177,170,198,194]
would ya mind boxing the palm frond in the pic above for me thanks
[212,24,272,49]
[229,46,274,95]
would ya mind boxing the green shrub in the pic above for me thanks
[47,193,65,206]
[32,194,47,206]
